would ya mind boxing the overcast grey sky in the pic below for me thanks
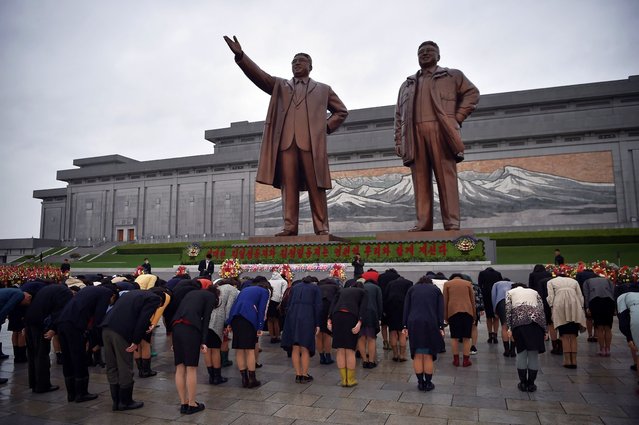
[1,0,638,239]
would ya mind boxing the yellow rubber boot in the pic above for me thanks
[339,368,348,387]
[346,368,358,387]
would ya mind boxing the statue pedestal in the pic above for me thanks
[375,229,475,241]
[247,234,349,244]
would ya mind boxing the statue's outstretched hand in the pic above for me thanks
[223,35,242,55]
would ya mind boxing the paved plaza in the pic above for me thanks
[0,324,637,425]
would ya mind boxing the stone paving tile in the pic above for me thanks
[528,390,586,403]
[536,412,604,425]
[385,414,447,425]
[266,391,322,406]
[476,385,531,400]
[477,407,540,424]
[362,399,421,416]
[261,380,314,394]
[302,383,354,398]
[312,396,370,411]
[347,387,402,401]
[452,394,507,410]
[81,411,151,425]
[174,408,243,424]
[226,399,286,415]
[397,389,452,405]
[505,398,565,413]
[600,417,639,425]
[619,404,639,416]
[560,401,629,418]
[447,421,507,425]
[0,414,71,425]
[228,413,294,425]
[418,405,478,421]
[325,409,389,425]
[581,392,639,406]
[273,404,334,421]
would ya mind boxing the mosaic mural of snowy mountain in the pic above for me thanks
[254,166,617,234]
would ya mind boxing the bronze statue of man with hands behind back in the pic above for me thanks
[224,35,348,236]
[395,41,479,232]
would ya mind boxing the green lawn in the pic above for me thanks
[72,253,182,269]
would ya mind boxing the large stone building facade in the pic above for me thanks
[34,76,639,244]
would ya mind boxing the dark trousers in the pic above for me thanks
[278,143,329,234]
[102,327,134,387]
[25,324,53,391]
[410,121,460,230]
[57,322,89,380]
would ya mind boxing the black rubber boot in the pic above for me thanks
[319,353,326,364]
[93,349,105,368]
[221,351,233,367]
[247,370,261,388]
[207,367,215,384]
[517,369,528,391]
[142,358,157,377]
[324,352,334,365]
[503,341,510,357]
[527,369,538,392]
[550,340,559,354]
[556,339,564,354]
[423,373,435,391]
[109,384,120,411]
[55,352,63,365]
[118,384,144,410]
[64,377,76,402]
[74,377,98,403]
[509,342,517,357]
[416,373,425,391]
[240,369,249,388]
[136,358,144,377]
[212,367,227,385]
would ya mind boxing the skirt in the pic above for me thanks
[331,311,359,350]
[172,323,202,367]
[267,301,281,319]
[231,315,258,349]
[589,297,615,327]
[557,321,581,336]
[448,312,473,339]
[513,323,546,353]
[205,329,222,349]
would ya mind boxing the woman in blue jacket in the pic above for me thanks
[227,282,270,388]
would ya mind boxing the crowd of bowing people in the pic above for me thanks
[0,263,637,415]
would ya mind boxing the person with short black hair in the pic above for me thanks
[55,284,119,402]
[403,276,444,391]
[328,279,367,387]
[444,274,476,367]
[505,283,546,392]
[198,253,215,278]
[227,284,270,388]
[100,289,164,411]
[554,249,565,266]
[171,286,218,414]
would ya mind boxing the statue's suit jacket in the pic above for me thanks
[235,53,348,191]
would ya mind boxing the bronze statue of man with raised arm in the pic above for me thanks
[224,36,348,236]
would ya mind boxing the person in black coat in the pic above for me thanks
[55,284,119,403]
[316,278,340,365]
[100,290,164,411]
[198,253,215,278]
[377,268,400,351]
[280,276,322,383]
[528,265,561,354]
[171,286,218,415]
[162,279,202,343]
[576,268,598,342]
[327,280,367,387]
[385,276,413,362]
[478,267,503,344]
[402,276,445,391]
[24,283,73,393]
[8,279,48,364]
